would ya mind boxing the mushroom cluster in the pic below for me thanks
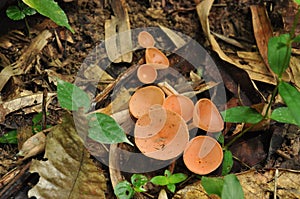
[128,31,225,175]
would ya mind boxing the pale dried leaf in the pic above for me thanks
[17,132,46,161]
[289,56,300,91]
[0,92,56,123]
[28,115,106,199]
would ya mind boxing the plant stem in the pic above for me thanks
[290,8,300,39]
[24,18,30,37]
[224,124,255,149]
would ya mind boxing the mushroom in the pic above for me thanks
[138,31,155,48]
[193,98,224,132]
[129,86,165,119]
[135,105,189,160]
[183,135,223,175]
[163,94,194,122]
[145,47,170,69]
[137,64,157,84]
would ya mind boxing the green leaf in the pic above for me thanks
[150,176,169,186]
[271,107,297,125]
[201,176,224,197]
[222,150,233,176]
[278,82,300,126]
[6,6,26,20]
[18,1,36,16]
[114,181,134,199]
[0,130,18,144]
[167,184,176,193]
[168,173,187,184]
[131,174,148,192]
[22,0,74,33]
[222,174,244,199]
[57,79,90,112]
[88,113,133,146]
[268,34,291,77]
[221,106,263,124]
[293,35,300,43]
[164,170,171,178]
[294,0,300,5]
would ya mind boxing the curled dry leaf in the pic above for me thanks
[17,132,46,162]
[28,114,106,199]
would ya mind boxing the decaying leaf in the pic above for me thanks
[0,92,56,123]
[173,169,300,199]
[28,114,106,199]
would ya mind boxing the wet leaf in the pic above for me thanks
[278,82,300,126]
[271,107,297,125]
[268,34,291,77]
[88,113,133,145]
[22,0,74,33]
[114,181,134,199]
[221,106,263,124]
[57,79,90,112]
[222,174,244,199]
[201,176,223,197]
[28,115,106,198]
[222,150,233,176]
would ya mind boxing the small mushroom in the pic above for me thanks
[129,86,165,119]
[145,47,170,69]
[163,94,194,122]
[138,31,155,48]
[135,105,189,160]
[183,135,223,175]
[137,64,157,84]
[193,98,224,132]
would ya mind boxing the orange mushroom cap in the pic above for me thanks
[145,47,170,69]
[137,64,157,84]
[138,31,155,48]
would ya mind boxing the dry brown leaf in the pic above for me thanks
[289,56,300,91]
[17,132,46,161]
[250,5,273,73]
[196,0,276,85]
[28,115,106,199]
[173,169,300,199]
[105,0,132,63]
[0,92,56,123]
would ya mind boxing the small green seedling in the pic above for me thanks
[114,174,148,199]
[201,174,244,199]
[150,170,187,193]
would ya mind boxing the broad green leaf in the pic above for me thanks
[168,173,187,184]
[294,0,300,5]
[221,106,263,124]
[150,176,169,186]
[201,176,224,197]
[18,1,36,16]
[57,79,90,112]
[278,82,300,126]
[268,34,291,77]
[0,130,18,144]
[22,0,74,33]
[131,174,148,192]
[6,6,26,20]
[167,184,176,193]
[222,174,244,199]
[271,107,297,125]
[114,181,134,199]
[222,150,233,176]
[88,113,133,146]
